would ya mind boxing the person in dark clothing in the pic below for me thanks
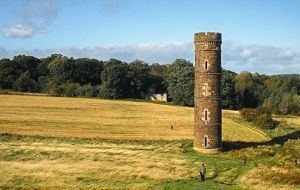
[170,125,173,130]
[199,164,206,182]
[243,156,248,165]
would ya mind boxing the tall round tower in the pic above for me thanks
[194,32,222,154]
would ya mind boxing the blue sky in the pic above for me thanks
[0,0,299,74]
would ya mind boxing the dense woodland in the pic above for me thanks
[0,54,299,115]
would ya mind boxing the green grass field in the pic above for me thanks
[0,94,299,189]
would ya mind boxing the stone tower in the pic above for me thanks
[194,32,222,154]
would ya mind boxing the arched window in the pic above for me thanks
[204,60,208,70]
[204,83,209,96]
[203,109,209,124]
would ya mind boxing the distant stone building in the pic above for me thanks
[150,93,167,102]
[194,32,222,154]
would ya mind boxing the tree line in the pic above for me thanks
[0,54,299,115]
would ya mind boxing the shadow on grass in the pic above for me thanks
[154,176,241,190]
[1,130,299,153]
[223,130,300,151]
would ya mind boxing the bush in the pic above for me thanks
[255,114,279,129]
[240,108,279,129]
[277,139,300,162]
[46,81,59,96]
[45,81,100,98]
[240,108,256,122]
[62,82,79,97]
[76,84,98,97]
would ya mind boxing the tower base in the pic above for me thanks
[194,147,222,154]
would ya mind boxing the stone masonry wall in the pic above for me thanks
[194,32,222,153]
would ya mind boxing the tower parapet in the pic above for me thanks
[194,32,222,52]
[194,32,222,42]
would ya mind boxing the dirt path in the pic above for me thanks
[231,119,271,141]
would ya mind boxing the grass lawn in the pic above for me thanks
[0,94,267,142]
[0,94,299,189]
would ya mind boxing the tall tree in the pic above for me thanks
[99,59,130,99]
[38,54,63,77]
[48,56,75,84]
[0,58,18,89]
[221,69,238,109]
[74,58,103,85]
[12,55,40,80]
[148,63,168,94]
[235,72,265,108]
[127,60,150,98]
[166,59,194,106]
[13,71,37,92]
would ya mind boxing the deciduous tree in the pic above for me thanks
[167,59,194,106]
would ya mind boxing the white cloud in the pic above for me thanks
[0,41,299,75]
[3,24,34,38]
[2,0,59,38]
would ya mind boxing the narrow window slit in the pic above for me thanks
[204,136,208,147]
[204,60,208,70]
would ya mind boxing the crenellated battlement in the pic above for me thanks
[194,32,222,42]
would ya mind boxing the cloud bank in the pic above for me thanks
[2,0,59,38]
[0,41,299,75]
[222,42,300,74]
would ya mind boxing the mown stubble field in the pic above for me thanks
[0,94,268,142]
[0,94,299,190]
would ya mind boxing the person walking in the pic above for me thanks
[199,164,206,182]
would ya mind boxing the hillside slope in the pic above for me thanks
[0,94,268,142]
